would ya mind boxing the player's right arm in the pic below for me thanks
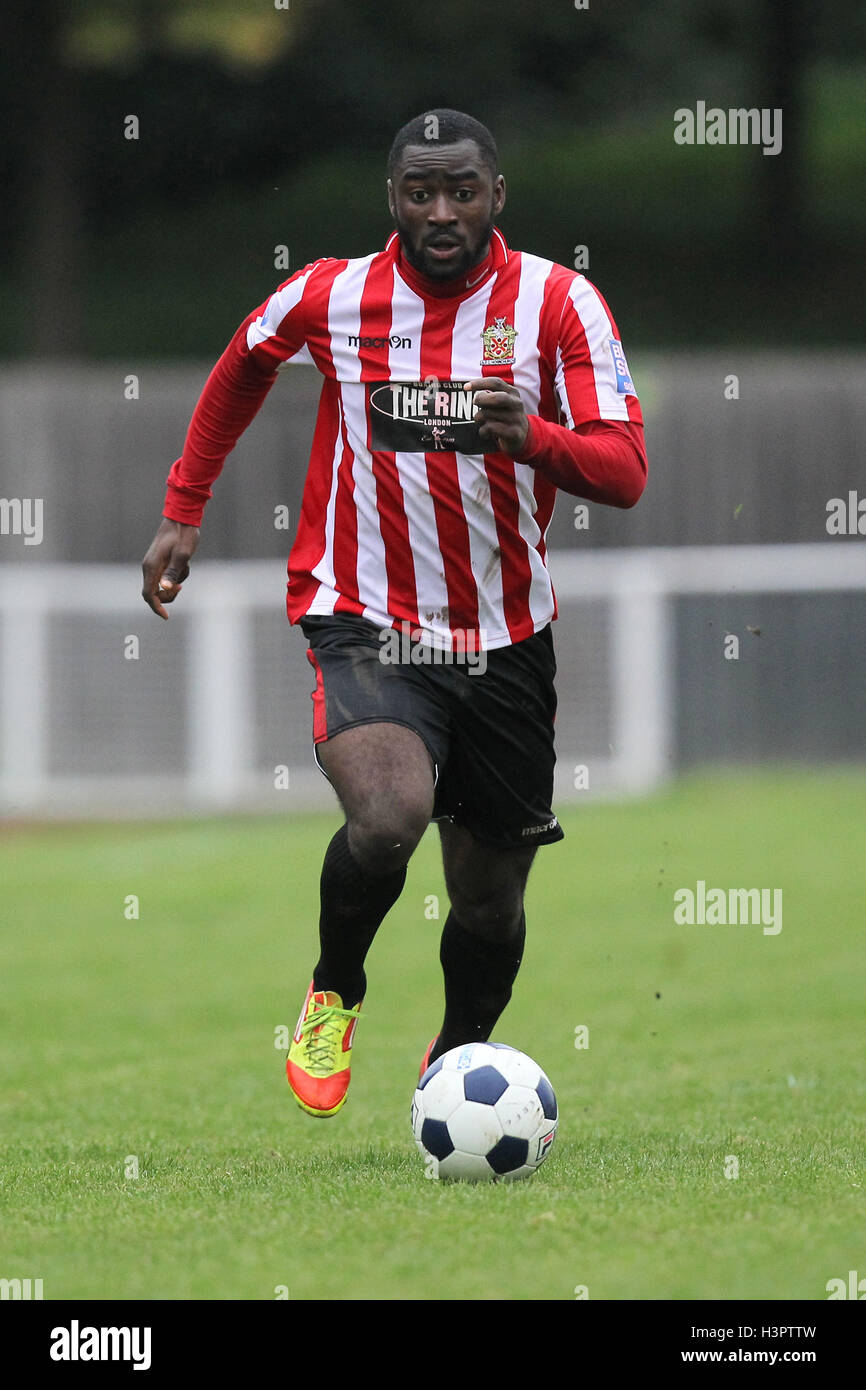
[141,517,200,619]
[141,261,325,617]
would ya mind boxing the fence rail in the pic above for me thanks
[2,544,865,818]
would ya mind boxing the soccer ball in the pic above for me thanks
[411,1042,558,1182]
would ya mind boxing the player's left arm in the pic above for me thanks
[469,279,648,509]
[469,375,646,509]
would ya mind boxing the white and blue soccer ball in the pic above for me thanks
[412,1042,558,1182]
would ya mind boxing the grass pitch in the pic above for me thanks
[1,769,863,1301]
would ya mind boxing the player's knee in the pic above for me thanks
[450,890,525,943]
[348,801,429,876]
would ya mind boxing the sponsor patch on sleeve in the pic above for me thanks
[609,339,636,395]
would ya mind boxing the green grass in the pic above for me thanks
[1,768,864,1301]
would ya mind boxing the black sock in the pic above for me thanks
[312,823,406,1008]
[430,909,526,1063]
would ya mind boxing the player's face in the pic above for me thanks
[388,139,506,282]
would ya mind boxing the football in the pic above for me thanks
[411,1042,558,1182]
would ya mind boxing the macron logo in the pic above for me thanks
[347,334,411,349]
[50,1321,152,1372]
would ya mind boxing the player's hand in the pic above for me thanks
[141,518,200,619]
[467,377,529,456]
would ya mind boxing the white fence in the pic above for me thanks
[2,543,865,818]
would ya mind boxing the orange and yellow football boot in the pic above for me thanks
[419,1035,440,1081]
[286,981,362,1117]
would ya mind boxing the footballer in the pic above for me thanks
[141,109,648,1117]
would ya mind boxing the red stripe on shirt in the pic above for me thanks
[481,252,534,643]
[532,264,571,577]
[557,291,599,425]
[420,296,480,639]
[283,261,353,618]
[330,391,362,615]
[357,253,418,625]
[286,377,343,620]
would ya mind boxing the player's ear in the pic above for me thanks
[493,174,506,218]
[386,177,396,221]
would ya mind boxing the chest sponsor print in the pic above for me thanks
[368,380,483,454]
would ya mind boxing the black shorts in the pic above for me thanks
[299,613,564,851]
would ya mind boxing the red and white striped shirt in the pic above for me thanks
[164,229,646,650]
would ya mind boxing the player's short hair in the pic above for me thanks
[387,109,499,181]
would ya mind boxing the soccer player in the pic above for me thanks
[141,109,647,1117]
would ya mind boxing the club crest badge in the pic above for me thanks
[481,315,518,367]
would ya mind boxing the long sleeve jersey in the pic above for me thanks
[164,229,647,649]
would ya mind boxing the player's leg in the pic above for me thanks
[313,719,435,1008]
[288,719,435,1116]
[419,623,562,1071]
[300,615,447,1006]
[425,821,537,1065]
[288,612,450,1115]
